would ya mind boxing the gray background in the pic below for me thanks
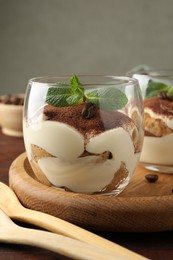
[0,0,173,95]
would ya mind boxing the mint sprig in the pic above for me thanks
[167,86,173,96]
[45,87,72,107]
[46,75,128,111]
[145,80,170,99]
[85,87,128,111]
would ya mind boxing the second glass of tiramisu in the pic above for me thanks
[129,69,173,173]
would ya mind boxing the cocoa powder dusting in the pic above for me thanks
[144,96,173,116]
[44,103,134,138]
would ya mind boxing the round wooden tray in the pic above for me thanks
[9,153,173,232]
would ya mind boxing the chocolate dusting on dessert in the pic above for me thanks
[43,103,137,145]
[144,97,173,116]
[157,91,173,102]
[144,97,173,137]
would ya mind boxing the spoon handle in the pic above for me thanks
[0,220,117,260]
[13,207,147,260]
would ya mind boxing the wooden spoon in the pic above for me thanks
[0,209,118,260]
[0,182,148,259]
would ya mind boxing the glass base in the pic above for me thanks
[140,162,173,174]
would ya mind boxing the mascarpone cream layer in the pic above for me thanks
[140,134,173,165]
[24,121,139,193]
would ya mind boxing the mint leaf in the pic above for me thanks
[45,75,85,107]
[67,94,83,106]
[46,75,128,111]
[46,87,72,106]
[70,75,84,97]
[145,80,169,99]
[167,86,173,97]
[70,74,81,87]
[85,87,128,111]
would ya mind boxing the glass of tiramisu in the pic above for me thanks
[129,69,173,173]
[23,75,144,196]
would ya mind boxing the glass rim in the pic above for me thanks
[28,75,138,86]
[131,69,173,77]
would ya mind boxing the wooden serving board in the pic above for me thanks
[9,153,173,232]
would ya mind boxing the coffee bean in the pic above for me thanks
[145,174,159,183]
[81,103,96,119]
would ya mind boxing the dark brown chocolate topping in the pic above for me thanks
[44,103,134,137]
[144,96,173,116]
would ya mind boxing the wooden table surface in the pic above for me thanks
[0,130,173,260]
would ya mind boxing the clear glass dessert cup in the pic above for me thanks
[128,69,173,173]
[23,75,144,196]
